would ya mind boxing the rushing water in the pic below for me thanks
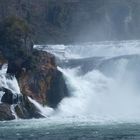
[0,64,21,96]
[1,40,140,139]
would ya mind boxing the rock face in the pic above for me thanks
[0,104,15,121]
[0,43,68,120]
[0,87,44,119]
[18,51,69,108]
[0,9,69,121]
[1,88,21,105]
[0,50,69,120]
[15,96,44,119]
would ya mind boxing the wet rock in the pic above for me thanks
[1,88,21,105]
[0,15,69,120]
[47,70,69,108]
[15,96,44,119]
[0,103,15,121]
[18,51,69,108]
[0,49,68,120]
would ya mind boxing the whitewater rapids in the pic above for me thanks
[35,40,140,123]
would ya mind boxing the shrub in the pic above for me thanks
[0,16,32,60]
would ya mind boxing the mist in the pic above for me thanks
[34,40,140,123]
[70,0,134,43]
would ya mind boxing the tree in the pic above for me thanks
[0,16,32,57]
[0,16,34,76]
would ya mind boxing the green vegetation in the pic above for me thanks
[0,16,36,76]
[0,16,32,59]
[1,0,140,43]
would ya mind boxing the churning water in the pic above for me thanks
[2,40,140,140]
[35,40,140,122]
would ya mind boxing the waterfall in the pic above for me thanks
[11,105,18,119]
[28,97,54,117]
[0,64,22,119]
[35,40,140,59]
[0,63,54,119]
[0,64,20,95]
[57,63,140,121]
[0,91,4,103]
[35,40,140,122]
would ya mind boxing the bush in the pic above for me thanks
[0,16,35,76]
[0,16,32,60]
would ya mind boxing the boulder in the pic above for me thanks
[18,51,69,108]
[15,96,44,119]
[0,103,15,121]
[1,87,21,105]
[0,15,69,121]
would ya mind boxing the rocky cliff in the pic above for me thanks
[18,50,68,108]
[0,50,68,120]
[0,17,69,120]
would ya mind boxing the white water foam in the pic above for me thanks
[0,64,22,119]
[11,105,18,119]
[34,40,140,122]
[0,91,5,103]
[28,97,54,117]
[0,64,20,95]
[34,40,140,59]
[56,65,140,122]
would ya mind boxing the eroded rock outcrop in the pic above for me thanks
[15,96,44,119]
[0,16,69,121]
[1,88,21,105]
[0,50,68,120]
[18,51,69,108]
[0,50,69,120]
[0,104,15,121]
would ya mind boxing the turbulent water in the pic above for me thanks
[35,40,140,121]
[0,63,21,102]
[0,64,20,97]
[0,64,21,119]
[1,40,140,139]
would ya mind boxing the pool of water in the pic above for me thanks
[1,119,140,140]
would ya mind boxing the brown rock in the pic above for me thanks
[18,51,69,108]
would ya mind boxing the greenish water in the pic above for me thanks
[0,119,140,140]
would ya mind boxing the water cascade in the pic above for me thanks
[0,64,22,118]
[0,64,20,96]
[36,40,140,122]
[28,97,54,117]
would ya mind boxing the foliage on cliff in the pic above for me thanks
[0,0,140,43]
[0,15,69,120]
[0,17,32,58]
